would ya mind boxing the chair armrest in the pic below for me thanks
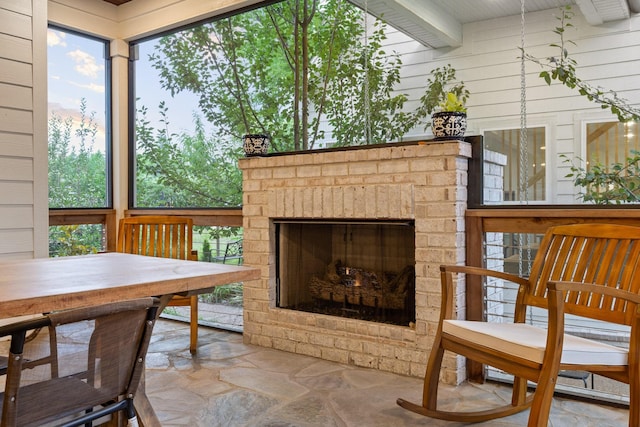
[438,264,530,321]
[545,281,640,369]
[548,281,640,305]
[0,316,50,354]
[0,316,50,339]
[440,264,530,287]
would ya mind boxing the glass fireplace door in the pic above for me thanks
[276,220,415,326]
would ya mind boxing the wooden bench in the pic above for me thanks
[397,223,640,426]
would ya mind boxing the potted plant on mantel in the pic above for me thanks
[242,133,270,156]
[431,91,467,140]
[416,64,470,141]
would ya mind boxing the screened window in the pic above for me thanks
[587,121,640,165]
[48,26,111,255]
[484,127,546,203]
[129,0,428,209]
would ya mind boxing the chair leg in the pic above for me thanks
[629,359,639,427]
[48,324,59,378]
[512,376,528,407]
[423,335,445,410]
[189,296,198,354]
[526,364,561,427]
[396,333,445,415]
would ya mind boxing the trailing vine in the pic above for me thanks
[523,6,640,203]
[521,6,640,122]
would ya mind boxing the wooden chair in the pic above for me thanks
[397,223,640,426]
[117,215,200,353]
[0,297,159,426]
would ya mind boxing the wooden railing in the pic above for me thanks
[125,209,243,227]
[49,208,243,252]
[52,204,639,264]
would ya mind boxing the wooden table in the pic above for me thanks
[0,252,260,425]
[0,252,259,319]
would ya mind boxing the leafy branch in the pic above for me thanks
[562,152,640,204]
[521,6,640,122]
[413,64,469,129]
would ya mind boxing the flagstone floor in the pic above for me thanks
[145,319,630,427]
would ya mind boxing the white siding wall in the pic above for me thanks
[387,8,640,204]
[0,0,47,259]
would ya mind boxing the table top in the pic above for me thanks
[0,252,260,319]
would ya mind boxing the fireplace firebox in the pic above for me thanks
[275,220,416,326]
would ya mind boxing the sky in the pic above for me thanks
[47,28,107,151]
[135,40,207,135]
[47,27,205,154]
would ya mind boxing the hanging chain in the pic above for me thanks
[363,0,371,145]
[518,0,531,279]
[519,0,529,206]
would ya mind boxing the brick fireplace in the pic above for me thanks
[239,141,471,381]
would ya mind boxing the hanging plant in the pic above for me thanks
[521,6,640,122]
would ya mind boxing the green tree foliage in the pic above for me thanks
[49,99,106,208]
[146,0,425,151]
[135,103,242,207]
[134,1,469,211]
[563,152,640,204]
[48,99,105,255]
[49,225,102,256]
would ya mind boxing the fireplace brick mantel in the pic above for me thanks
[239,141,472,381]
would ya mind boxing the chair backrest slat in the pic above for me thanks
[524,224,640,326]
[117,216,195,261]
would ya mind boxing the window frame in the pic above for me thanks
[479,120,552,205]
[47,24,114,210]
[126,0,283,210]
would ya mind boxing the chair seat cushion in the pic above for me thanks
[443,320,628,366]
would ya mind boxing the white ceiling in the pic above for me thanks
[349,0,637,48]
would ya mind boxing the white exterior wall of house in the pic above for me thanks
[0,0,48,259]
[379,7,640,204]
